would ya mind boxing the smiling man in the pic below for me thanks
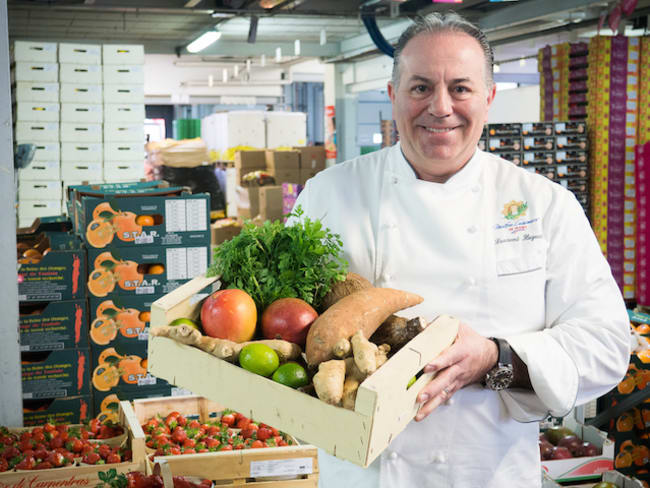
[289,12,629,488]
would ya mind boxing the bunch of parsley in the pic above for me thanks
[207,206,348,311]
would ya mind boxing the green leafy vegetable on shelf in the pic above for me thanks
[207,206,348,311]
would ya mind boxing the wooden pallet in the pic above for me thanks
[148,274,459,467]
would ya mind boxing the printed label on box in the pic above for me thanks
[250,458,314,477]
[165,199,208,233]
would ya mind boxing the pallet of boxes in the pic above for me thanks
[65,181,211,419]
[234,147,326,222]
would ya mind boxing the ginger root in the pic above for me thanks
[313,360,346,405]
[341,342,391,410]
[351,331,380,375]
[332,338,351,358]
[150,325,301,363]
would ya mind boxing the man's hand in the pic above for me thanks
[415,323,498,421]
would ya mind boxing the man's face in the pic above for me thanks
[387,31,496,183]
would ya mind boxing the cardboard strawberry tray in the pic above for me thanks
[147,274,459,468]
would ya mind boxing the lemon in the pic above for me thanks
[239,344,279,377]
[272,362,309,389]
[169,317,200,331]
[407,376,417,389]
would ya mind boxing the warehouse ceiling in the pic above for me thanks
[7,0,650,70]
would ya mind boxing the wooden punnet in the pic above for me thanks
[133,396,319,487]
[0,401,145,486]
[148,275,459,467]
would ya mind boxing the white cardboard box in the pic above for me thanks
[265,111,307,149]
[14,102,60,122]
[13,82,59,103]
[61,103,103,123]
[12,62,58,83]
[18,160,60,181]
[103,103,145,123]
[61,142,103,162]
[58,43,101,64]
[102,44,145,65]
[59,83,102,104]
[59,63,102,84]
[103,84,144,104]
[104,160,145,181]
[104,142,143,161]
[15,122,59,142]
[18,200,62,221]
[201,111,266,153]
[60,122,103,143]
[60,161,103,180]
[12,41,57,63]
[18,180,62,201]
[16,141,60,161]
[103,64,144,84]
[104,123,144,142]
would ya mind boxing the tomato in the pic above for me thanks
[250,440,264,449]
[220,414,235,427]
[106,453,121,464]
[256,427,272,441]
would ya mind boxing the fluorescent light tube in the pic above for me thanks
[187,30,221,53]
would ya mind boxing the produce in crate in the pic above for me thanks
[96,468,211,488]
[538,426,601,460]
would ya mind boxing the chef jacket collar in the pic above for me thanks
[392,142,483,193]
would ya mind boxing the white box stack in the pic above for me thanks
[11,41,62,227]
[59,43,103,211]
[102,44,145,182]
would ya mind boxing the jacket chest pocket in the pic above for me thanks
[489,239,547,330]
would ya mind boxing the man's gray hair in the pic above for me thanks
[391,11,494,89]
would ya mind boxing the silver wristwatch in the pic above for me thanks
[484,337,514,391]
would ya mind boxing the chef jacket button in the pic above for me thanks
[388,451,398,460]
[431,452,446,463]
[467,225,477,234]
[467,276,477,286]
[471,185,480,193]
[437,453,447,464]
[382,273,391,282]
[392,177,399,184]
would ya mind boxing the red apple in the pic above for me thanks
[261,298,318,346]
[550,446,573,459]
[539,439,554,460]
[200,289,257,343]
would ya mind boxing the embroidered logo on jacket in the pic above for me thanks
[501,200,528,220]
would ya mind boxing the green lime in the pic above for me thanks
[406,376,417,389]
[239,344,280,377]
[169,317,200,331]
[272,362,309,389]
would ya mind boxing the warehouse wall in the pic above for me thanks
[488,84,541,123]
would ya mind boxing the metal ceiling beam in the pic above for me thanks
[337,18,411,60]
[192,40,339,57]
[477,0,606,31]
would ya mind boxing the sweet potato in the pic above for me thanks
[305,287,423,366]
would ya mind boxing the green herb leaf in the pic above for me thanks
[207,206,348,310]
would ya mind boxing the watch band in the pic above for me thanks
[492,337,513,368]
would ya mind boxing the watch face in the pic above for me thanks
[486,366,514,391]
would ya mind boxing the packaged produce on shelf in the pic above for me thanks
[20,300,88,351]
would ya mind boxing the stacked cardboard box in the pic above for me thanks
[482,121,589,213]
[12,41,147,227]
[538,42,589,122]
[233,147,326,220]
[16,217,91,426]
[66,181,210,417]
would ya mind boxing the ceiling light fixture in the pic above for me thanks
[519,57,526,67]
[222,68,228,83]
[246,59,252,72]
[184,0,202,7]
[261,54,266,67]
[275,47,282,62]
[208,74,214,87]
[233,65,239,77]
[320,29,327,46]
[186,29,221,53]
[294,39,301,56]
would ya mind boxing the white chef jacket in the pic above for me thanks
[290,143,630,488]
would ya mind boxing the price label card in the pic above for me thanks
[250,458,313,478]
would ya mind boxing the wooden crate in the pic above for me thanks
[132,395,318,487]
[148,275,459,467]
[0,401,145,486]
